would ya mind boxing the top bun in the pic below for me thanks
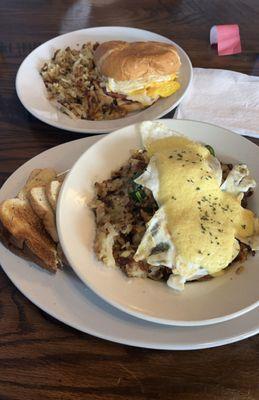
[94,41,181,81]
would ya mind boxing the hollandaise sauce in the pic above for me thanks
[146,136,255,274]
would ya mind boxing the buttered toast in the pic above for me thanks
[0,168,67,272]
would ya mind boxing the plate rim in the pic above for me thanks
[15,26,193,134]
[57,119,259,326]
[1,255,259,350]
[0,133,258,349]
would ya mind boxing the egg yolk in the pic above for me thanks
[129,78,180,99]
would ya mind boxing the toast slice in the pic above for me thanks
[18,168,57,200]
[0,198,59,272]
[0,221,59,272]
[57,171,67,183]
[29,186,59,243]
[45,180,62,211]
[57,243,69,267]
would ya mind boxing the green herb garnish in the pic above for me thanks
[205,144,215,156]
[130,188,146,203]
[129,176,146,203]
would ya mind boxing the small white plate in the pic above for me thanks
[15,27,192,134]
[57,120,259,326]
[0,135,258,349]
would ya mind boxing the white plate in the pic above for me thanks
[0,135,258,349]
[58,120,259,326]
[15,27,192,134]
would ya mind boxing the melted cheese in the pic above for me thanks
[146,136,255,275]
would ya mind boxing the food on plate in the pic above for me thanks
[45,180,62,210]
[94,41,181,106]
[91,121,259,291]
[40,41,181,121]
[18,168,56,200]
[30,186,58,243]
[0,168,66,272]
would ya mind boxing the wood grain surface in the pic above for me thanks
[0,1,259,399]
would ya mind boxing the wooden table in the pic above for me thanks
[0,1,259,399]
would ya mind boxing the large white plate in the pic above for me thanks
[0,135,258,349]
[58,120,259,326]
[15,27,192,134]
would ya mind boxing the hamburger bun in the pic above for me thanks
[94,41,181,81]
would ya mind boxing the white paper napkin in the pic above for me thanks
[174,68,259,138]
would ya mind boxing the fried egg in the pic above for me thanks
[106,74,180,106]
[134,121,258,291]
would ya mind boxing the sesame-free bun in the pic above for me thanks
[94,41,181,81]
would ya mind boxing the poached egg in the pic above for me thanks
[134,122,258,291]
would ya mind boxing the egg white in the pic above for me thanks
[106,74,174,95]
[221,164,256,198]
[105,75,177,106]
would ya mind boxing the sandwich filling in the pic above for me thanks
[106,73,180,106]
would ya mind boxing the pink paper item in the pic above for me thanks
[210,24,242,56]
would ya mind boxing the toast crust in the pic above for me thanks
[29,186,59,242]
[45,180,62,211]
[18,168,57,200]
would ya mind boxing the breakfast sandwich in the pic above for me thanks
[91,121,259,291]
[40,40,182,121]
[94,41,181,106]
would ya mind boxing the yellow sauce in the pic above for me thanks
[146,136,255,274]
